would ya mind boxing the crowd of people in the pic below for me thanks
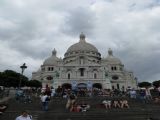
[15,89,32,103]
[16,85,160,113]
[102,98,129,109]
[1,85,160,119]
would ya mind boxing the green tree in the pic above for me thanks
[138,82,151,88]
[152,80,160,88]
[27,80,42,88]
[0,70,29,87]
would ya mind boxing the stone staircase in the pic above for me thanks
[0,96,160,120]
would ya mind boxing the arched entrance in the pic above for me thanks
[92,83,102,89]
[77,83,87,97]
[62,83,72,90]
[77,83,87,89]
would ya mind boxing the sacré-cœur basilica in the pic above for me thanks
[32,33,137,90]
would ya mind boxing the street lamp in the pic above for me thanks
[19,63,27,89]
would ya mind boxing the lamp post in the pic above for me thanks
[19,63,27,89]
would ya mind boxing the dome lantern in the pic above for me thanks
[108,48,113,56]
[52,48,57,56]
[79,32,86,42]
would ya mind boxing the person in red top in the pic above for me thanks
[0,104,7,115]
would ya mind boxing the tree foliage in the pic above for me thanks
[152,80,160,88]
[27,80,42,88]
[0,70,28,87]
[138,82,151,88]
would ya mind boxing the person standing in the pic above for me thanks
[40,93,50,111]
[139,89,146,103]
[145,87,152,103]
[157,86,160,96]
[51,87,55,97]
[66,93,77,111]
[15,110,32,120]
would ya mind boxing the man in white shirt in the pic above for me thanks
[40,93,49,111]
[15,110,32,120]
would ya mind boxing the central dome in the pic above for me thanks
[66,33,98,53]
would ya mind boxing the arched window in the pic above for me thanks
[112,86,115,90]
[94,73,97,79]
[51,67,54,71]
[80,58,84,64]
[111,67,114,71]
[117,84,120,90]
[114,67,117,70]
[80,68,84,76]
[68,73,70,79]
[120,67,122,71]
[48,67,50,71]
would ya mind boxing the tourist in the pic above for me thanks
[139,89,146,103]
[119,99,129,108]
[70,102,79,112]
[15,89,24,101]
[15,110,32,120]
[40,93,50,111]
[66,93,77,110]
[129,88,137,99]
[80,101,90,112]
[51,87,55,97]
[145,87,152,103]
[113,99,121,108]
[158,86,160,96]
[102,100,111,109]
[0,104,7,115]
[154,96,160,103]
[56,86,63,97]
[70,101,90,112]
[45,85,51,97]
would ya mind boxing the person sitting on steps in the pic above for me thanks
[102,100,111,109]
[0,104,7,115]
[119,99,129,108]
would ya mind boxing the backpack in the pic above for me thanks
[45,96,50,101]
[29,115,32,120]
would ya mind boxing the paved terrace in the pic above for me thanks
[0,96,160,120]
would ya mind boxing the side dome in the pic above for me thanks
[43,49,60,65]
[105,48,122,64]
[66,33,98,53]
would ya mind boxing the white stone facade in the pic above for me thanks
[32,33,137,90]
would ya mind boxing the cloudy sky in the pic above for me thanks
[0,0,160,82]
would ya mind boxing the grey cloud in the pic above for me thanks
[61,7,96,37]
[116,47,160,82]
[0,0,160,82]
